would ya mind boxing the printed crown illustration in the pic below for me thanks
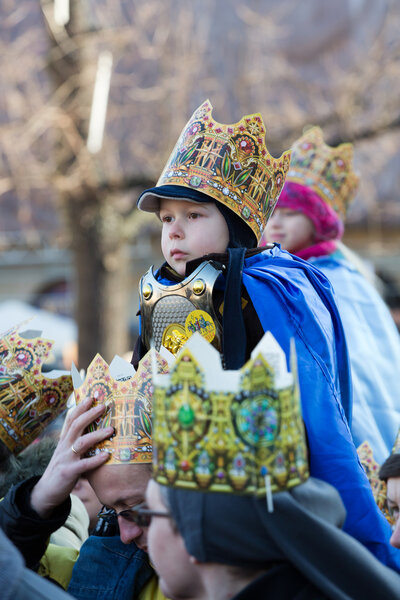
[0,323,73,454]
[72,350,170,464]
[156,99,291,242]
[286,126,359,218]
[357,441,390,522]
[152,332,309,496]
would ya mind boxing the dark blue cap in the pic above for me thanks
[137,185,213,212]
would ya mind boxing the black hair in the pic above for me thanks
[216,203,257,249]
[379,453,400,482]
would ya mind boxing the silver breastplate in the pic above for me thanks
[139,261,224,355]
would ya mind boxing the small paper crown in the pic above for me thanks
[0,323,73,454]
[72,350,170,465]
[156,100,291,243]
[286,127,359,218]
[152,332,309,496]
[357,441,392,524]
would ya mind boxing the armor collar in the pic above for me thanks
[158,245,271,283]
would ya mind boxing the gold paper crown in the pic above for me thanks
[155,100,291,242]
[152,332,309,496]
[73,351,169,465]
[287,127,359,218]
[357,441,392,525]
[0,324,73,453]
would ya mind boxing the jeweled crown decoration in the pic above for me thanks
[156,100,291,242]
[152,332,309,496]
[357,441,390,522]
[286,126,359,218]
[73,351,169,465]
[0,324,73,454]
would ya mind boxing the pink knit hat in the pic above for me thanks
[277,181,344,242]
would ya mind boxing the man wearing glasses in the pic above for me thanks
[0,393,168,599]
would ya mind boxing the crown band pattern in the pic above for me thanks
[357,441,392,525]
[0,324,73,453]
[152,332,309,496]
[155,100,291,242]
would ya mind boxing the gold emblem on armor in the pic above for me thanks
[142,284,153,300]
[185,310,216,343]
[162,324,188,355]
[192,279,205,295]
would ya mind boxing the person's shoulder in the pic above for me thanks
[245,244,293,265]
[37,543,78,590]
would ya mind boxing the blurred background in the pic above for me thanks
[0,0,399,369]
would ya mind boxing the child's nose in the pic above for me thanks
[169,220,184,239]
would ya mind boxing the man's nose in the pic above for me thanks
[118,518,143,545]
[390,517,400,549]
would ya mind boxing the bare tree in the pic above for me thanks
[1,0,400,365]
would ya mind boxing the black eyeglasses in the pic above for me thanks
[97,502,171,528]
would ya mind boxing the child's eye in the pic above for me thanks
[161,215,172,223]
[189,212,200,219]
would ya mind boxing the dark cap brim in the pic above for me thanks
[137,185,214,212]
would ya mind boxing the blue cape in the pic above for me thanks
[242,246,400,571]
[152,245,400,571]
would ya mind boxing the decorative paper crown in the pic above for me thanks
[72,350,170,465]
[156,100,291,242]
[0,323,73,454]
[152,332,309,496]
[286,127,359,218]
[357,441,392,525]
[391,426,400,455]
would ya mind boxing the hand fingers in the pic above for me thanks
[74,450,111,474]
[63,402,108,444]
[70,425,114,456]
[61,396,94,435]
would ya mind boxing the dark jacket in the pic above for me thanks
[233,565,328,600]
[0,476,70,569]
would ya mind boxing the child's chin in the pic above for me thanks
[171,261,187,276]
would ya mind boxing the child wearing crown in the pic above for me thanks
[263,127,400,466]
[133,100,400,571]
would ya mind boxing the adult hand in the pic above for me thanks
[30,397,113,518]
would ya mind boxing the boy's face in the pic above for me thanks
[160,198,229,276]
[263,207,315,254]
[387,476,400,548]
